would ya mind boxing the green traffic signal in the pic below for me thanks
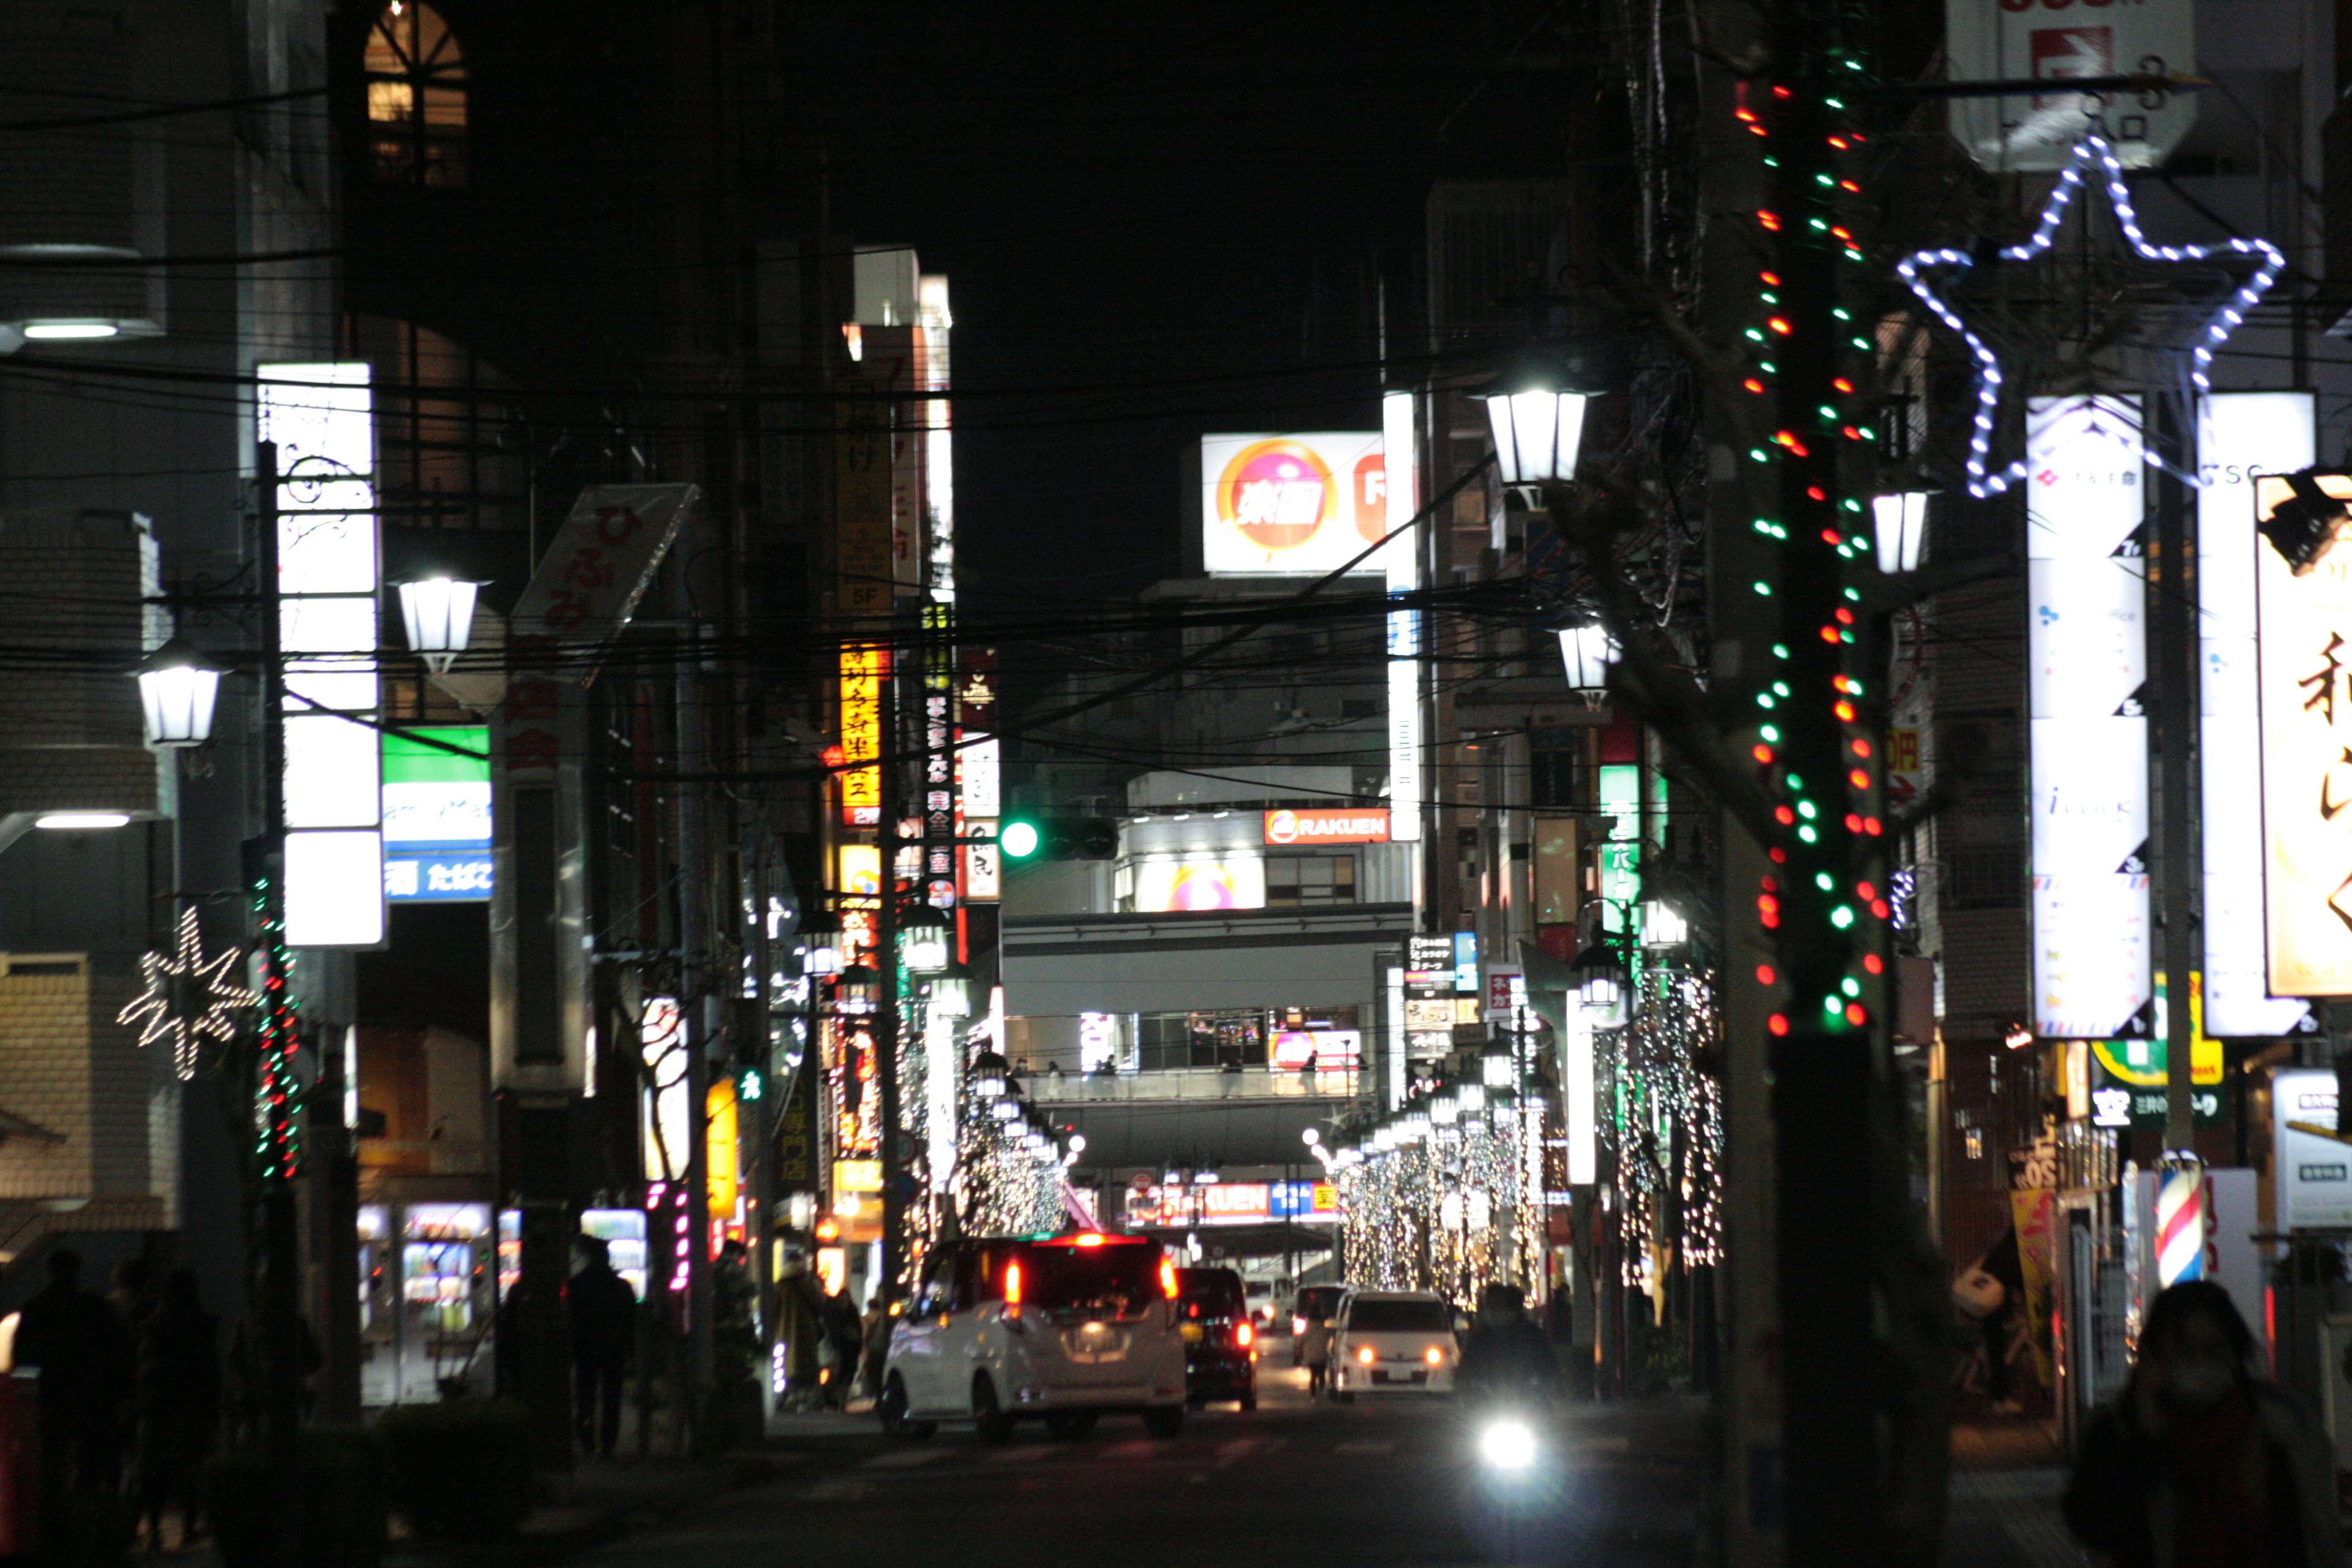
[1001,820,1042,858]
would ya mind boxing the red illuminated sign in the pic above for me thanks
[1263,807,1389,846]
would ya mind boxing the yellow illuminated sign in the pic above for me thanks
[839,644,885,826]
[707,1077,739,1219]
[832,1158,883,1194]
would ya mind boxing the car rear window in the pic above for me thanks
[1345,1298,1452,1332]
[1014,1241,1165,1316]
[1177,1269,1244,1314]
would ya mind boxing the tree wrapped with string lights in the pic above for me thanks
[952,1050,1063,1237]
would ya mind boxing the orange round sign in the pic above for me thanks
[1215,439,1336,553]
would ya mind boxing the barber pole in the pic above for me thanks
[2154,1163,2209,1287]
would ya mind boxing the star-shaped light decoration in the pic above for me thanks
[118,907,257,1081]
[1896,132,2284,499]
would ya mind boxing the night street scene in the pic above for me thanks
[8,1,2352,1564]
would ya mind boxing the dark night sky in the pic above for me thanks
[805,2,1566,614]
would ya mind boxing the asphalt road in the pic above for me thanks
[581,1363,1703,1568]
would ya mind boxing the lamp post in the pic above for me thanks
[1475,375,1595,499]
[135,637,226,748]
[1871,492,1929,576]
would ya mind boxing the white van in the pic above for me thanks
[1329,1289,1458,1400]
[879,1232,1189,1442]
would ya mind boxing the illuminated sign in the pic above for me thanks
[1269,1028,1359,1071]
[260,363,385,948]
[2027,395,2150,1038]
[2274,1069,2352,1230]
[1262,807,1388,846]
[1199,432,1385,575]
[839,645,885,826]
[1383,392,1423,843]
[832,1158,883,1194]
[2256,468,2352,995]
[639,997,688,1182]
[1946,0,2195,173]
[2199,394,2312,1033]
[707,1077,739,1219]
[1132,856,1265,913]
[382,726,491,903]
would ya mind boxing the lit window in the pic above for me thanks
[364,2,466,186]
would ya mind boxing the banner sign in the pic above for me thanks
[2256,470,2352,996]
[2027,396,2151,1038]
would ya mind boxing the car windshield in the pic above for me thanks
[1346,1298,1453,1332]
[1016,1242,1164,1317]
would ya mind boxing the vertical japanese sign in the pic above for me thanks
[838,645,885,827]
[921,604,957,911]
[959,648,999,901]
[2255,470,2352,994]
[1381,391,1423,843]
[837,395,894,619]
[2027,396,2152,1038]
[259,363,386,948]
[2199,394,2312,1033]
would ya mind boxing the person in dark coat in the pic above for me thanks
[134,1269,219,1549]
[1455,1283,1562,1404]
[568,1237,638,1457]
[15,1248,134,1536]
[819,1286,861,1409]
[2065,1280,2345,1568]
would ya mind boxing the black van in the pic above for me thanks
[1174,1267,1257,1409]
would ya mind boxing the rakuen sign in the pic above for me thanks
[1262,807,1389,845]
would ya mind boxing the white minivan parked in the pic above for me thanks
[880,1232,1189,1443]
[1329,1289,1458,1400]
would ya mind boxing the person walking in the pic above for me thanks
[774,1254,825,1408]
[1299,1306,1332,1399]
[2065,1280,2345,1568]
[1455,1283,1564,1408]
[134,1269,219,1550]
[568,1237,638,1458]
[819,1285,861,1409]
[15,1249,134,1538]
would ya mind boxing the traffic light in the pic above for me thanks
[998,815,1117,861]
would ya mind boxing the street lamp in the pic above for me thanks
[835,963,880,1016]
[1482,1045,1515,1088]
[926,963,974,1020]
[395,577,483,675]
[795,913,843,979]
[1871,493,1929,576]
[902,908,952,975]
[134,638,225,748]
[972,1049,1009,1099]
[1567,938,1630,1028]
[1556,622,1619,696]
[1476,380,1593,488]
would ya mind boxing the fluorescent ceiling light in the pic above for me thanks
[37,812,130,830]
[21,322,120,341]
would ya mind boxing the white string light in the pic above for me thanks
[1896,132,2284,499]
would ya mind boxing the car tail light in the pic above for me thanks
[1357,1346,1376,1365]
[1423,1346,1444,1366]
[1005,1262,1023,1306]
[1237,1322,1254,1348]
[1292,1316,1306,1336]
[1160,1257,1178,1300]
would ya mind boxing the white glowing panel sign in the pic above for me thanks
[260,363,383,948]
[2199,393,2312,1034]
[2255,470,2352,996]
[1199,431,1386,575]
[2027,395,2149,1038]
[640,997,688,1182]
[1381,393,1423,843]
[1563,1012,1596,1186]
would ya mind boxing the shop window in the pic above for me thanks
[1134,1011,1268,1072]
[364,1,467,186]
[1266,854,1355,907]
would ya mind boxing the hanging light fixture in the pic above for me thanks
[395,577,484,675]
[972,1049,1010,1099]
[1556,623,1621,696]
[1567,939,1630,1028]
[134,638,225,748]
[1475,379,1594,486]
[901,907,952,975]
[1871,493,1929,576]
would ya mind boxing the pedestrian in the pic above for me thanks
[1300,1305,1332,1398]
[568,1236,638,1458]
[2064,1280,2344,1568]
[820,1284,861,1409]
[857,1294,891,1403]
[1456,1283,1564,1407]
[134,1268,219,1551]
[775,1253,825,1408]
[15,1248,134,1536]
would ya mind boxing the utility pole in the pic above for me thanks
[2152,399,2198,1150]
[674,544,715,1438]
[876,646,905,1303]
[251,441,304,1564]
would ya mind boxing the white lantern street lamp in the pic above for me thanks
[1569,939,1629,1028]
[1872,493,1928,576]
[1476,385,1592,486]
[396,577,483,675]
[1556,622,1620,696]
[927,965,974,1019]
[135,638,226,748]
[902,910,952,975]
[972,1050,1009,1099]
[1430,1091,1459,1127]
[1482,1046,1514,1088]
[1457,1081,1486,1114]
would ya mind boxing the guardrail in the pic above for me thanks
[1023,1066,1359,1102]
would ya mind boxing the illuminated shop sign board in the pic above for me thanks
[1263,807,1388,845]
[2026,395,2150,1038]
[1200,432,1387,575]
[382,726,491,902]
[2255,468,2352,996]
[839,644,885,826]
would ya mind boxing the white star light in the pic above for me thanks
[1895,132,2284,499]
[118,906,258,1080]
